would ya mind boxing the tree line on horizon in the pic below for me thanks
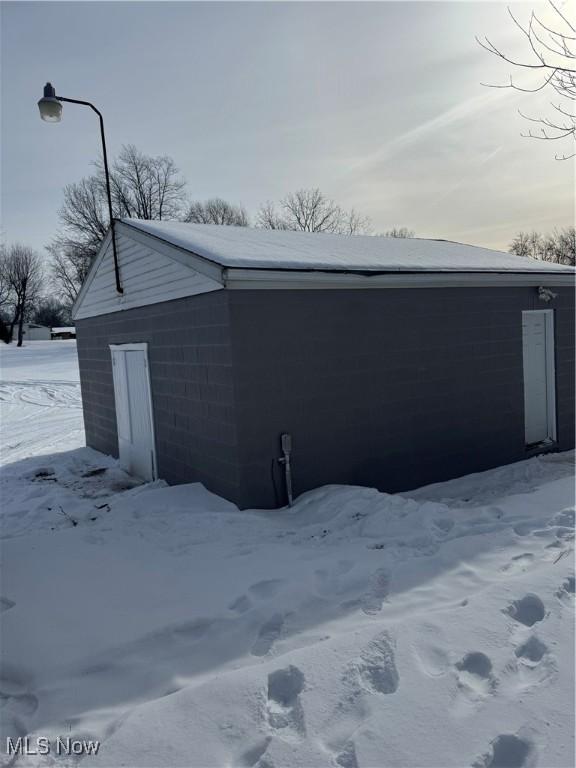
[1,143,573,344]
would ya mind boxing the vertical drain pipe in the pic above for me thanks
[278,433,294,507]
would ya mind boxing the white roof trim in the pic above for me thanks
[224,268,575,290]
[71,229,113,319]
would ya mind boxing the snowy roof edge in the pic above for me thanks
[119,218,576,276]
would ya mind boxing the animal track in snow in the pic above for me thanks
[474,733,534,768]
[355,631,399,695]
[266,665,306,739]
[251,614,285,656]
[0,597,15,613]
[361,568,390,615]
[504,594,545,627]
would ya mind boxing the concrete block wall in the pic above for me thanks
[229,286,575,508]
[76,284,574,510]
[76,291,242,501]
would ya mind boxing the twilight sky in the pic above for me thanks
[1,1,574,255]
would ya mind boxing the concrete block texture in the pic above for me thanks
[76,285,575,509]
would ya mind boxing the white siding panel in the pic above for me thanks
[74,232,223,320]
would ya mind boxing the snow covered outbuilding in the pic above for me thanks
[51,326,76,340]
[22,323,51,341]
[72,220,575,508]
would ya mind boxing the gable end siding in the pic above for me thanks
[74,231,223,320]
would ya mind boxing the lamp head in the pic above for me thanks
[38,83,62,122]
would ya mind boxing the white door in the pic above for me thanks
[110,344,157,481]
[522,310,556,446]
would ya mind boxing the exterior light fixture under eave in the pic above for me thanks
[38,83,62,122]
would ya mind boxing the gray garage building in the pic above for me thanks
[72,220,575,508]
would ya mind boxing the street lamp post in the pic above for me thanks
[38,82,123,294]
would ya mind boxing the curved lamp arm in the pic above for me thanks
[39,84,123,295]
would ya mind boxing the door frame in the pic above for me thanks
[109,342,158,480]
[522,309,557,446]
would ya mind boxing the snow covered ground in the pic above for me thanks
[0,342,574,768]
[0,342,84,466]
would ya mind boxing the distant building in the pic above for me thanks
[72,220,575,509]
[22,323,51,341]
[51,327,76,340]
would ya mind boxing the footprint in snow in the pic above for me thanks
[500,636,555,695]
[355,630,399,695]
[335,740,359,768]
[229,594,252,614]
[504,594,546,627]
[232,580,285,615]
[315,561,355,597]
[499,553,535,576]
[455,652,495,698]
[0,664,39,755]
[548,508,575,529]
[555,575,575,600]
[515,636,548,664]
[251,614,285,656]
[432,516,455,536]
[0,597,15,614]
[411,623,451,678]
[473,733,535,768]
[361,568,390,615]
[266,665,306,739]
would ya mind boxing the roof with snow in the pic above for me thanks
[122,219,575,274]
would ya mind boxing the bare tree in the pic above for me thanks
[255,201,290,230]
[478,1,576,159]
[340,209,373,236]
[257,188,372,234]
[47,241,94,307]
[105,144,186,221]
[49,144,188,302]
[282,188,343,233]
[381,227,415,238]
[1,245,44,346]
[509,226,575,265]
[185,198,249,226]
[0,247,12,343]
[33,297,72,328]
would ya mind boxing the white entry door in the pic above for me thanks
[522,310,556,446]
[110,343,157,481]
